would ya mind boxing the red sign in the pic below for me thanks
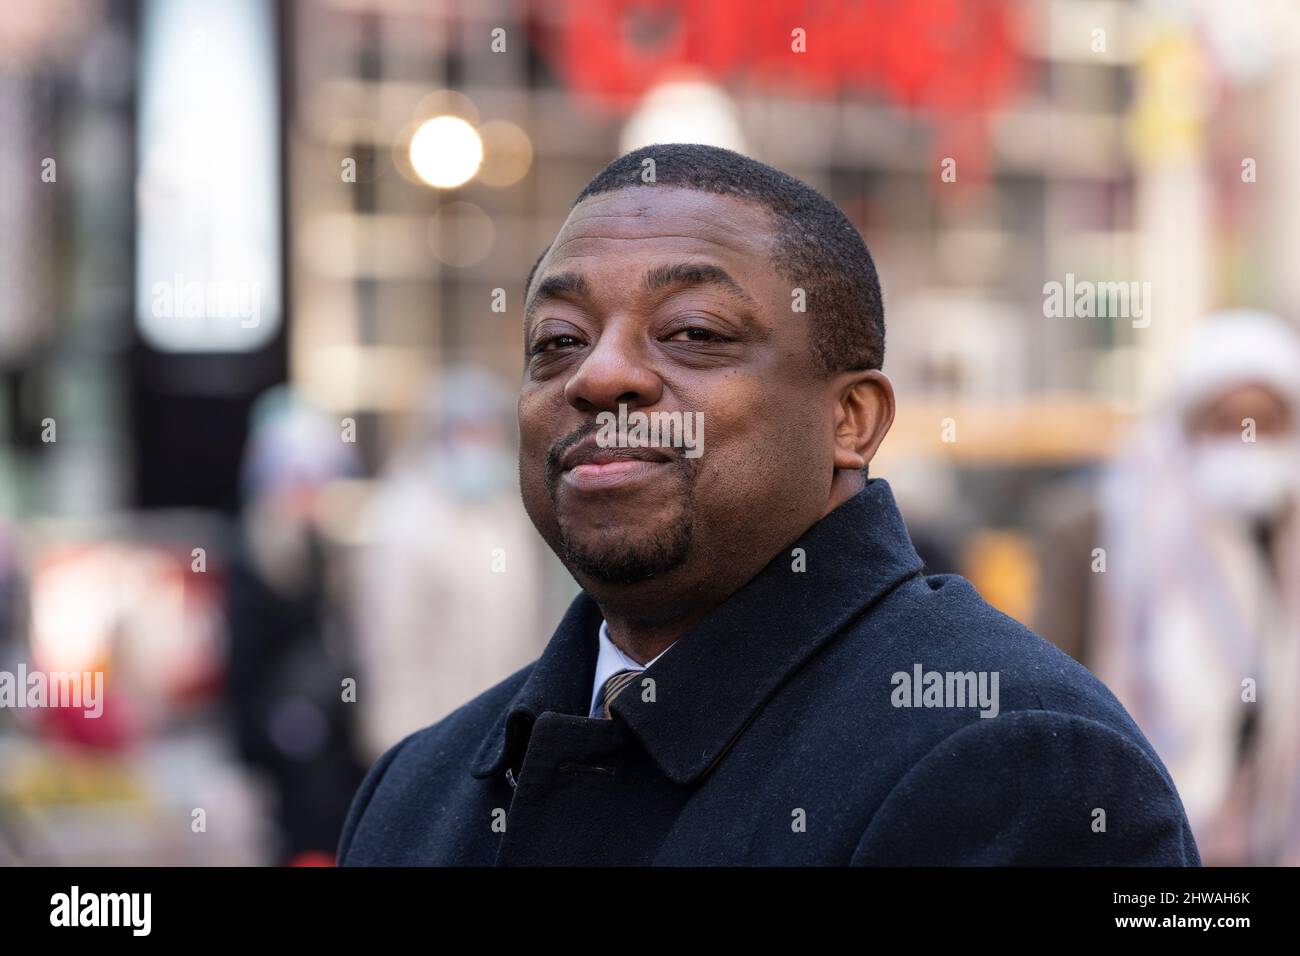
[528,0,1023,114]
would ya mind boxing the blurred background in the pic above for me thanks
[2,0,1300,866]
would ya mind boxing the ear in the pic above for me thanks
[831,370,895,471]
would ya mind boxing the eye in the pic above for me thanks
[530,334,584,354]
[666,326,732,344]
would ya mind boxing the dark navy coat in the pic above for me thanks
[338,479,1201,866]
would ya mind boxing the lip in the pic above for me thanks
[560,438,672,471]
[559,440,673,493]
[562,458,670,492]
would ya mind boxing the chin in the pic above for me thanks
[558,521,692,586]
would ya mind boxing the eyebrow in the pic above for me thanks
[523,261,759,326]
[524,272,589,324]
[642,262,758,311]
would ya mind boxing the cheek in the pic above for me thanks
[518,387,554,449]
[516,404,561,538]
[692,379,829,477]
[516,394,554,488]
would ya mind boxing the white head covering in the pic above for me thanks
[1173,309,1300,419]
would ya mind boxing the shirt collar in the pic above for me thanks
[471,477,924,786]
[589,620,674,718]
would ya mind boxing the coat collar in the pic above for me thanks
[470,477,924,786]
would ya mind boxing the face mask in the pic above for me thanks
[1189,437,1300,522]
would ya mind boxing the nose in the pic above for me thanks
[563,319,663,414]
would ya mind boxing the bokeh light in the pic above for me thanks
[408,115,482,189]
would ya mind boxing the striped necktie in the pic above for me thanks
[595,668,641,719]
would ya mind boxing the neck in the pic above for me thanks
[602,611,706,665]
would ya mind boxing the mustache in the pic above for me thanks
[543,420,690,488]
[545,423,594,486]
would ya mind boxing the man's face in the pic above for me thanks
[518,187,842,597]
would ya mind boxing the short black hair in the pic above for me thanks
[524,143,884,374]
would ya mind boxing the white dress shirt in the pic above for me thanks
[589,619,673,718]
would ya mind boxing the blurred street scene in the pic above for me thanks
[1,0,1299,865]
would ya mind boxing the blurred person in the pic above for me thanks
[352,367,547,761]
[339,145,1198,866]
[224,387,367,865]
[1090,309,1300,865]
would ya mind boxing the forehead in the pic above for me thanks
[1187,381,1294,433]
[539,187,777,284]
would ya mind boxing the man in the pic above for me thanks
[338,144,1200,866]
